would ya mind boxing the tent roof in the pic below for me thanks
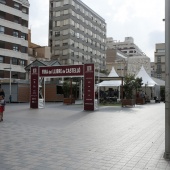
[98,80,122,87]
[135,66,157,86]
[97,67,121,87]
[152,77,165,86]
[108,67,119,77]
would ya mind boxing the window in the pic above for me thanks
[63,29,68,35]
[12,72,18,78]
[157,56,161,62]
[14,16,20,23]
[76,23,79,29]
[0,56,4,63]
[71,1,75,6]
[63,0,69,5]
[70,51,74,56]
[21,33,26,40]
[0,41,5,48]
[157,74,162,79]
[22,20,27,27]
[70,19,75,26]
[55,21,60,27]
[19,59,25,66]
[0,70,4,78]
[62,39,69,46]
[75,42,79,48]
[63,49,68,55]
[70,39,74,47]
[55,11,60,17]
[13,30,19,37]
[12,58,18,65]
[76,33,80,39]
[72,10,75,16]
[76,4,79,10]
[54,41,60,47]
[77,14,79,19]
[55,1,61,7]
[55,31,60,37]
[63,10,68,15]
[70,30,75,36]
[21,46,27,53]
[0,0,5,4]
[20,73,26,79]
[157,49,165,53]
[0,11,5,19]
[0,26,5,34]
[22,7,27,13]
[14,2,20,10]
[13,44,19,51]
[63,19,69,25]
[54,50,60,55]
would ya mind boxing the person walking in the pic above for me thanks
[0,95,5,122]
[0,88,5,98]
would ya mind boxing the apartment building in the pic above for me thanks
[106,48,127,77]
[107,37,145,57]
[0,0,29,81]
[28,29,51,63]
[154,43,165,80]
[49,0,106,69]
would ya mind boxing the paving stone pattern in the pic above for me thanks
[0,102,170,170]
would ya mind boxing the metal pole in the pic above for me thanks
[98,65,100,106]
[9,58,11,103]
[44,77,45,108]
[164,0,170,160]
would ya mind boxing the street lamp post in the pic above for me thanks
[164,0,170,160]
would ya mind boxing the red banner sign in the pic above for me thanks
[84,64,95,111]
[30,67,39,108]
[39,65,84,77]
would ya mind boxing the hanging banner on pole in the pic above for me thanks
[30,67,39,109]
[84,64,95,111]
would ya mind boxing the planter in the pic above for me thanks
[63,98,75,105]
[136,98,145,105]
[122,99,135,107]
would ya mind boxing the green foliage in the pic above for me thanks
[123,75,143,99]
[63,81,70,98]
[62,80,78,98]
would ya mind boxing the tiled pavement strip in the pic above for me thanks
[0,102,170,170]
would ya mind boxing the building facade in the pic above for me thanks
[28,29,51,63]
[154,43,165,80]
[106,48,127,77]
[0,0,29,81]
[127,56,151,76]
[49,0,106,69]
[107,37,145,57]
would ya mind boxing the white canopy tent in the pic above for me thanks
[97,67,122,87]
[135,66,160,99]
[97,67,122,100]
[135,66,157,87]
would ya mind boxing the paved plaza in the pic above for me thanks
[0,102,170,170]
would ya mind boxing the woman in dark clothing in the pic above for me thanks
[0,89,5,97]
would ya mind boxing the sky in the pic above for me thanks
[28,0,165,62]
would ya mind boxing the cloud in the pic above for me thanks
[28,0,165,62]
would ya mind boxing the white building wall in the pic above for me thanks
[0,34,28,47]
[0,49,28,60]
[127,56,151,76]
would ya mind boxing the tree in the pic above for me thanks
[123,75,143,99]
